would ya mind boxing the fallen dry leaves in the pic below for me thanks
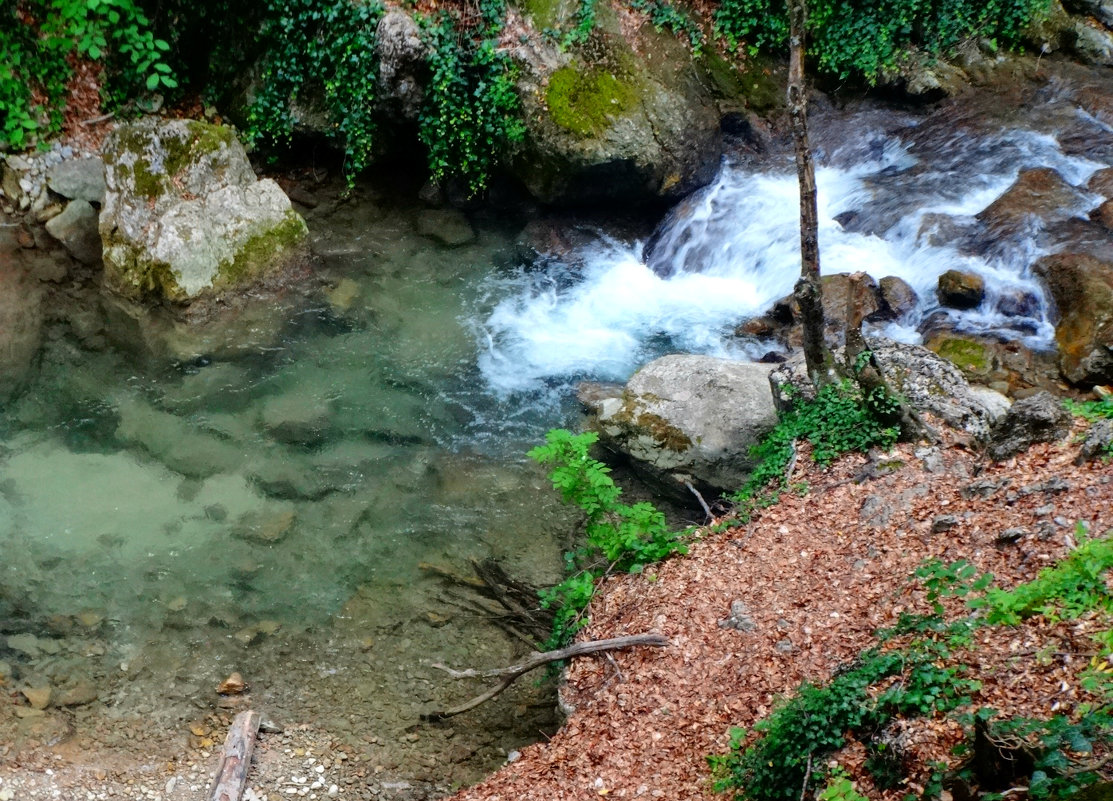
[451,421,1113,801]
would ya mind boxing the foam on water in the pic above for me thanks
[478,125,1105,395]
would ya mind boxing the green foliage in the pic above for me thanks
[713,0,1051,83]
[628,0,705,52]
[1,0,175,149]
[975,526,1113,625]
[817,767,868,801]
[245,0,384,185]
[562,0,598,46]
[709,645,977,801]
[529,429,687,648]
[418,2,525,197]
[731,380,900,516]
[1066,396,1113,423]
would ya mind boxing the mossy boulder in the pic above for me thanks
[99,118,308,303]
[510,0,723,205]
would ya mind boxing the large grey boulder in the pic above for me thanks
[770,340,1011,439]
[986,391,1072,461]
[581,355,778,493]
[99,119,307,303]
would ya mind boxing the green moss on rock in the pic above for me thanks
[927,334,991,379]
[215,211,308,289]
[546,66,638,137]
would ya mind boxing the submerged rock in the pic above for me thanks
[1035,252,1113,385]
[44,199,102,265]
[0,235,44,401]
[583,355,778,494]
[99,119,308,303]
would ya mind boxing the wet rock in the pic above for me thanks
[416,209,475,247]
[46,156,106,204]
[44,199,102,265]
[877,276,919,320]
[232,508,297,545]
[1093,199,1113,230]
[54,680,98,707]
[1064,0,1113,28]
[7,633,42,657]
[260,391,334,446]
[986,391,1073,460]
[1091,168,1113,197]
[21,686,52,710]
[100,118,308,303]
[764,273,883,347]
[936,269,985,310]
[1034,252,1113,385]
[585,355,777,494]
[1077,419,1113,463]
[116,397,246,478]
[976,168,1090,245]
[325,278,362,313]
[771,340,1007,438]
[0,242,44,401]
[217,672,247,695]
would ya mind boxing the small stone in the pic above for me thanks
[328,785,339,796]
[0,788,14,800]
[76,610,104,628]
[189,723,212,737]
[217,672,247,695]
[7,633,41,657]
[325,279,361,312]
[22,685,52,709]
[55,680,98,707]
[931,515,959,533]
[718,599,757,632]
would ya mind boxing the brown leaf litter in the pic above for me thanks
[451,421,1113,801]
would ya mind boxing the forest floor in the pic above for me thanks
[451,417,1113,801]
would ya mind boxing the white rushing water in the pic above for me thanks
[478,124,1105,396]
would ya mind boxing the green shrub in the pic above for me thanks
[1,0,175,149]
[713,0,1051,83]
[731,380,901,516]
[245,0,384,185]
[418,2,525,197]
[529,429,687,648]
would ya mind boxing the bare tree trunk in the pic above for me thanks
[788,0,835,389]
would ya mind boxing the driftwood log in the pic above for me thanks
[208,710,262,801]
[424,633,670,721]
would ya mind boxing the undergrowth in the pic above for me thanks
[731,380,901,520]
[528,429,687,649]
[713,0,1052,83]
[710,524,1113,801]
[1,0,175,149]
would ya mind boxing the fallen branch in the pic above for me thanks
[208,710,261,801]
[423,633,669,721]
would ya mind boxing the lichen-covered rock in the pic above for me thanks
[770,340,1011,438]
[510,4,722,205]
[1035,252,1113,386]
[99,118,307,303]
[986,391,1072,460]
[581,355,778,493]
[376,10,428,120]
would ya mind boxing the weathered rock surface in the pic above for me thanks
[581,355,778,493]
[46,156,106,204]
[770,341,1011,438]
[936,269,985,310]
[0,229,44,401]
[1035,252,1113,385]
[878,276,919,320]
[1064,0,1113,28]
[1077,418,1113,463]
[44,199,102,265]
[416,209,475,246]
[99,119,307,303]
[376,10,428,120]
[976,167,1089,241]
[510,4,722,204]
[986,391,1073,460]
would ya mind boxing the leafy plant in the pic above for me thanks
[818,767,868,801]
[245,0,384,185]
[628,0,705,52]
[1066,396,1113,424]
[418,0,525,196]
[713,0,1052,84]
[1,0,175,149]
[731,380,901,518]
[529,429,687,648]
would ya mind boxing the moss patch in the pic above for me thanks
[927,335,991,378]
[215,211,308,289]
[521,0,566,30]
[546,66,638,137]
